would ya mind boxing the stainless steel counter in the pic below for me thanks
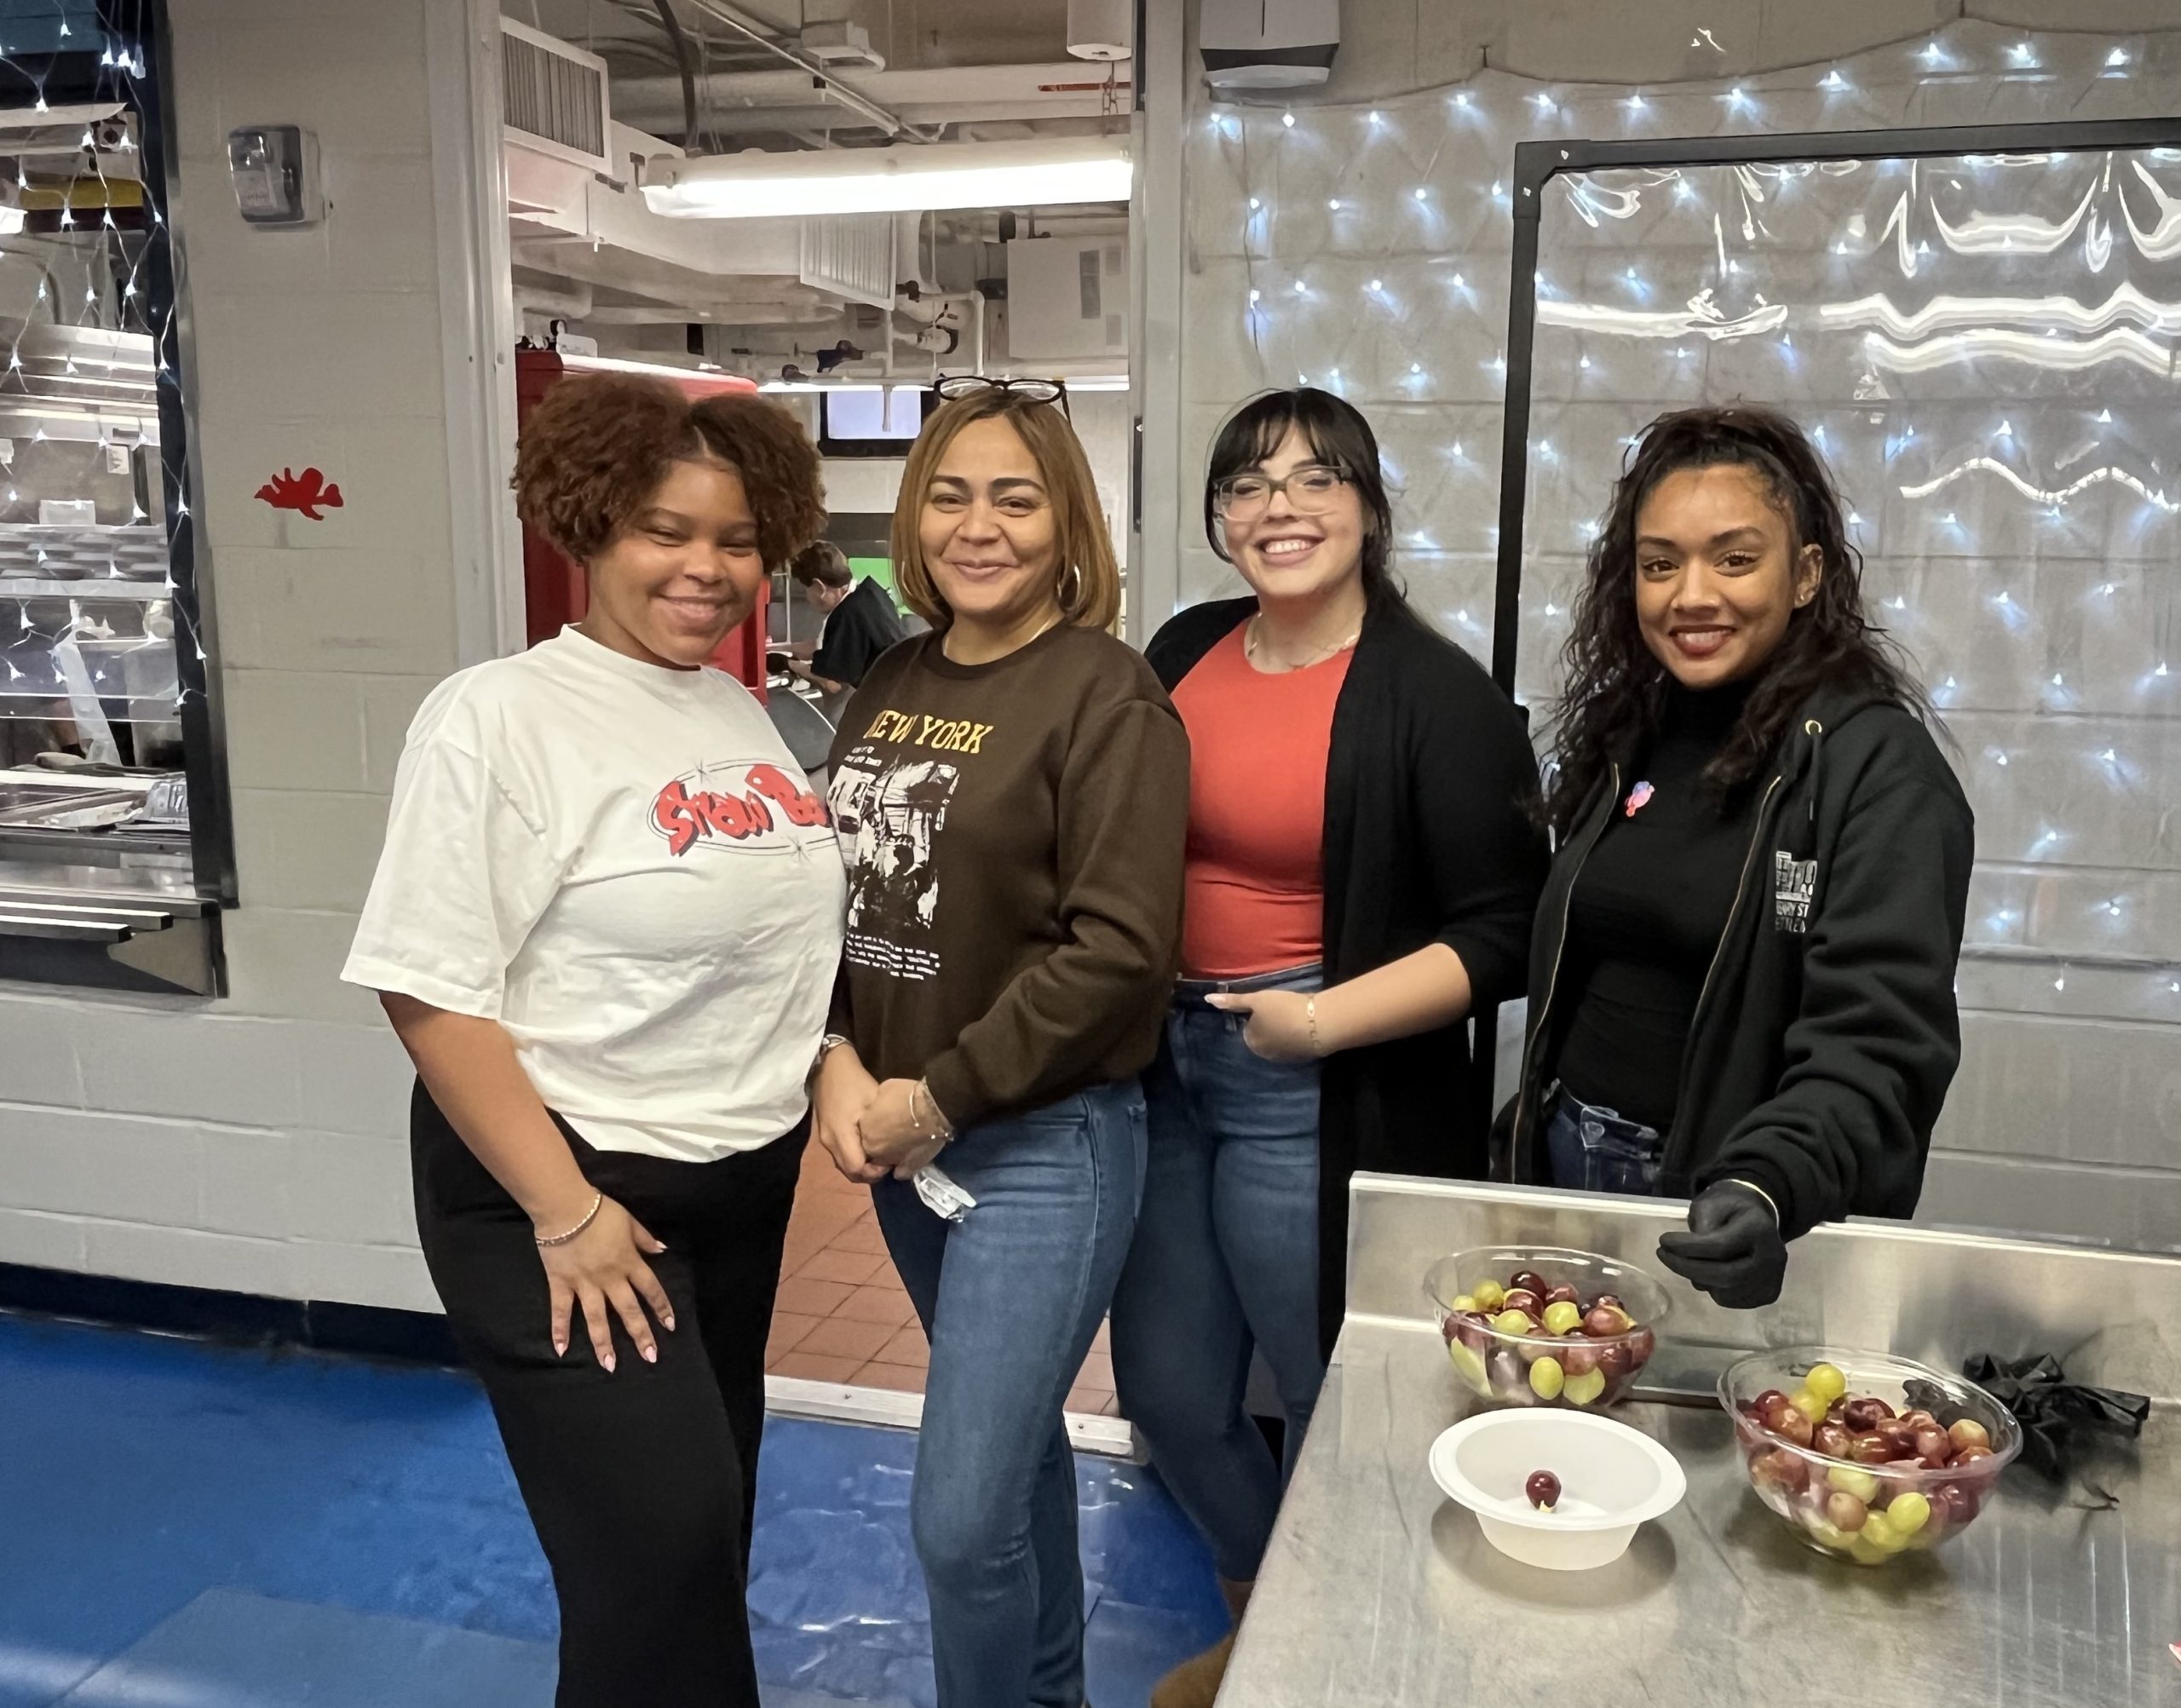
[1225,1181,2181,1706]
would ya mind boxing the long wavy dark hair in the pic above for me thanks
[1543,404,1935,837]
[1204,388,1403,605]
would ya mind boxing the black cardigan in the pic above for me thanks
[1148,594,1548,1354]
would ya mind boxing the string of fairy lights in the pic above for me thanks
[0,11,199,747]
[1190,20,2181,1017]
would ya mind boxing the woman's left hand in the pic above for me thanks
[857,1078,949,1172]
[1206,989,1323,1062]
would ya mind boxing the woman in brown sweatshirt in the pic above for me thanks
[812,379,1189,1708]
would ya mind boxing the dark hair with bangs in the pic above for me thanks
[1203,388,1401,603]
[1544,402,1936,837]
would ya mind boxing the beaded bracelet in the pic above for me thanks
[912,1078,955,1142]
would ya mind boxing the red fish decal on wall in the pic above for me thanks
[255,466,344,520]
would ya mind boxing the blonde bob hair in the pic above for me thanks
[889,388,1120,632]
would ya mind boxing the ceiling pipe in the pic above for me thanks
[670,0,928,142]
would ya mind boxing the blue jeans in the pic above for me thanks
[1108,963,1326,1584]
[872,1079,1146,1708]
[1544,1087,1665,1195]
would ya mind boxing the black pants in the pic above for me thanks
[411,1081,806,1708]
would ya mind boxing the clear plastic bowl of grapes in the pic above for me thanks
[1423,1246,1671,1410]
[1721,1347,2022,1566]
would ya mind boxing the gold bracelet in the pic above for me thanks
[1306,994,1321,1057]
[534,1191,603,1248]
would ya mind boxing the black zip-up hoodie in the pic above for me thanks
[1504,687,1974,1239]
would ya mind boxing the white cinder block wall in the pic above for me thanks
[0,0,506,1310]
[1157,0,2181,1250]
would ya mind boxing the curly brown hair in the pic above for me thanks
[512,374,826,569]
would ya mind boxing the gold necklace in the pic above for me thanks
[1244,614,1361,673]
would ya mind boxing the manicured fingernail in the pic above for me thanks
[663,1315,677,1331]
[601,1354,616,1373]
[553,1339,566,1357]
[642,1345,657,1364]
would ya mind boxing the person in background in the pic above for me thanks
[1114,387,1548,1708]
[342,376,840,1708]
[787,538,906,693]
[811,378,1189,1708]
[1505,403,1972,1309]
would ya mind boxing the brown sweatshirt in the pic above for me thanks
[825,623,1189,1127]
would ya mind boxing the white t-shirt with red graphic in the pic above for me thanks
[343,625,846,1162]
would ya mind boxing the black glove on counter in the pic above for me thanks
[1656,1182,1787,1308]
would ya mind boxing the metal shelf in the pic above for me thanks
[0,578,170,601]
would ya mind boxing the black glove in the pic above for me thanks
[1656,1182,1787,1308]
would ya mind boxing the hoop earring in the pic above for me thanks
[1061,561,1084,608]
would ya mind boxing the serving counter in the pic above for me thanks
[1223,1178,2181,1706]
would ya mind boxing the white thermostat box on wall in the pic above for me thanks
[1200,0,1338,89]
[1003,236,1128,361]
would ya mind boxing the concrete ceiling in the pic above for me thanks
[507,0,1127,148]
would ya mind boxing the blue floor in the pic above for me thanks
[0,1311,1225,1706]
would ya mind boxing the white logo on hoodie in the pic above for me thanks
[1773,851,1818,934]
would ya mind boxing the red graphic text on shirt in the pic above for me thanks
[652,762,827,857]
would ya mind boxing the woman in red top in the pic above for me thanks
[1111,388,1545,1707]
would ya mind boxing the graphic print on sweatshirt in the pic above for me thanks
[650,759,832,859]
[828,729,976,983]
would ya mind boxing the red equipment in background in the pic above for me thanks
[515,350,770,698]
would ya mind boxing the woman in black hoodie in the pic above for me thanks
[1505,405,1973,1309]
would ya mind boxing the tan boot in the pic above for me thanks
[1149,1578,1252,1708]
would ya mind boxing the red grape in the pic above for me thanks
[1501,1288,1544,1319]
[1913,1427,1950,1464]
[1582,1304,1632,1337]
[1840,1397,1896,1432]
[1544,1283,1580,1308]
[1825,1490,1868,1533]
[1752,1389,1791,1415]
[1813,1422,1854,1459]
[1510,1270,1551,1301]
[1948,1418,1992,1454]
[1753,1447,1810,1492]
[1525,1469,1561,1510]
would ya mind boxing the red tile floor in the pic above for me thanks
[767,1141,1120,1416]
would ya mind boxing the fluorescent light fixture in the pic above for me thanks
[643,135,1132,220]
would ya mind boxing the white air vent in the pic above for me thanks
[500,19,612,175]
[800,214,896,309]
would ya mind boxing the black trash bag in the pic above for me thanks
[1902,1353,2149,1483]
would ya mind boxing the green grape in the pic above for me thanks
[1542,1301,1585,1335]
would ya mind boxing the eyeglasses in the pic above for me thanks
[1211,466,1351,520]
[934,373,1072,420]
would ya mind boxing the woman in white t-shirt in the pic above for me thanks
[342,376,843,1708]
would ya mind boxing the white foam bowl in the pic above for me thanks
[1429,1407,1687,1571]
